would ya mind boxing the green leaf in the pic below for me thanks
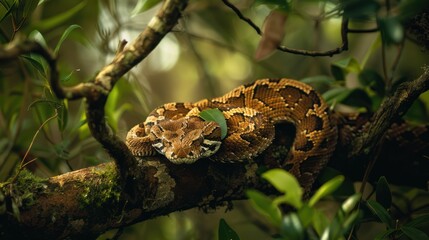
[61,70,76,83]
[32,1,86,32]
[312,210,330,236]
[317,168,355,196]
[280,213,304,240]
[379,17,404,44]
[262,169,302,208]
[297,204,314,228]
[404,98,429,123]
[331,57,361,80]
[57,101,68,132]
[374,229,397,240]
[323,87,352,105]
[54,24,82,55]
[361,35,382,69]
[366,199,393,228]
[341,0,380,20]
[401,226,429,240]
[405,214,429,229]
[309,175,344,207]
[218,218,240,240]
[21,0,38,19]
[333,57,361,72]
[22,54,46,76]
[341,210,361,231]
[0,0,15,23]
[376,176,392,209]
[323,87,372,110]
[321,218,342,240]
[358,69,385,96]
[300,75,335,92]
[341,89,373,110]
[9,0,38,27]
[341,193,361,214]
[132,0,162,15]
[11,200,20,221]
[29,30,48,48]
[246,189,282,225]
[199,108,227,139]
[105,80,133,132]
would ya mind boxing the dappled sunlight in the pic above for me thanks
[146,35,181,72]
[1,0,429,239]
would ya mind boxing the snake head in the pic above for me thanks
[149,116,222,164]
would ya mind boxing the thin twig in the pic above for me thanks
[221,0,261,34]
[221,0,349,57]
[0,40,86,100]
[381,35,389,90]
[10,110,58,183]
[387,39,406,93]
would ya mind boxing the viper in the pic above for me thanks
[126,78,338,188]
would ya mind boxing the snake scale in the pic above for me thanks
[126,78,338,188]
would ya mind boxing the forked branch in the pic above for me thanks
[0,0,190,191]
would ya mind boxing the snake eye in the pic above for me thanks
[200,139,221,158]
[152,140,165,154]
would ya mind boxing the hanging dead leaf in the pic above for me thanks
[255,10,288,61]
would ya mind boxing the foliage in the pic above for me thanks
[1,0,429,239]
[199,108,228,139]
[245,169,360,240]
[218,218,240,240]
[221,169,429,240]
[0,0,110,180]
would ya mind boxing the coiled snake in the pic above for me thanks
[127,78,338,188]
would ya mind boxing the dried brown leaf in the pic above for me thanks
[255,10,288,61]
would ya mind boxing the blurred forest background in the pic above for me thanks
[1,0,429,239]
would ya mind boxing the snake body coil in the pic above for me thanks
[127,78,338,188]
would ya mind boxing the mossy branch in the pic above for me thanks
[0,128,292,239]
[1,122,428,239]
[350,67,429,159]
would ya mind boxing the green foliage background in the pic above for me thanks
[0,0,429,239]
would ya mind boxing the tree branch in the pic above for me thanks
[82,0,189,191]
[221,0,349,57]
[350,67,429,164]
[1,2,429,238]
[0,40,87,99]
[349,67,429,191]
[0,125,294,239]
[1,119,428,238]
[0,0,190,194]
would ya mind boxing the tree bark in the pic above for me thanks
[1,2,429,239]
[1,121,428,239]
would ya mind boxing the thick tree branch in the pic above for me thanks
[0,125,293,239]
[1,2,429,239]
[350,67,429,159]
[1,120,428,239]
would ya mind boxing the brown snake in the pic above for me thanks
[126,78,338,188]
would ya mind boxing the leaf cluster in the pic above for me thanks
[219,170,429,240]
